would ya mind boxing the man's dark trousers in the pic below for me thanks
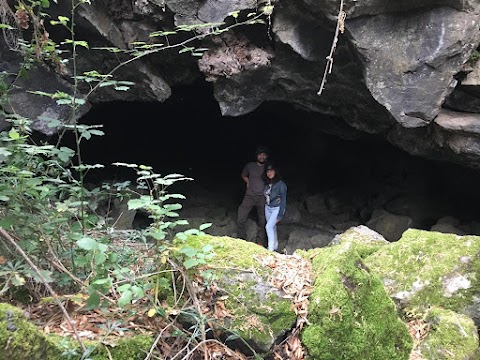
[237,194,266,244]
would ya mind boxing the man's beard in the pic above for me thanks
[257,159,266,164]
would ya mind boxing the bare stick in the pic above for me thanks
[144,322,175,360]
[0,228,87,353]
[317,0,345,96]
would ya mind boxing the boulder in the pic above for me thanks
[305,193,328,215]
[329,225,389,258]
[365,229,480,326]
[173,235,297,352]
[418,307,480,360]
[300,241,413,360]
[0,303,154,359]
[430,223,466,236]
[366,209,414,241]
[284,226,337,254]
[282,200,302,224]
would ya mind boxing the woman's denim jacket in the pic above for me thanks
[264,180,287,220]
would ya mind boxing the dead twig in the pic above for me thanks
[317,0,346,96]
[0,227,87,353]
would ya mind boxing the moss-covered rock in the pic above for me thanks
[173,235,297,353]
[0,302,62,359]
[0,302,154,360]
[91,335,155,360]
[300,241,413,360]
[328,225,389,258]
[364,229,480,324]
[419,307,480,359]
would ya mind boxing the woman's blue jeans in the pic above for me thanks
[265,205,280,251]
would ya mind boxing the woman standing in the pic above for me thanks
[263,164,287,252]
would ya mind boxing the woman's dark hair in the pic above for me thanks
[264,163,282,183]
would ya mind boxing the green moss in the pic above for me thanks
[365,229,480,313]
[328,226,389,258]
[469,50,480,63]
[301,242,413,360]
[0,303,154,360]
[175,234,271,270]
[173,235,296,351]
[92,335,154,360]
[420,307,480,359]
[0,302,63,360]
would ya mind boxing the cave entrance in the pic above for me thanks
[72,82,480,251]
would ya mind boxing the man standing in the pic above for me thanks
[237,147,269,245]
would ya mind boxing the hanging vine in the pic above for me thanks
[317,0,346,96]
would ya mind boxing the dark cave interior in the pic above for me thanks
[66,81,480,231]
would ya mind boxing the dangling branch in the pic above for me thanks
[0,0,21,50]
[317,0,346,96]
[0,227,87,353]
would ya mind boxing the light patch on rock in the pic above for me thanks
[393,278,428,302]
[393,290,411,301]
[383,278,396,287]
[443,274,471,297]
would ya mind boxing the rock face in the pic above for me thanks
[1,0,480,166]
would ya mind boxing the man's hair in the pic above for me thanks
[255,146,269,156]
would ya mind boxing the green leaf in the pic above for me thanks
[30,270,54,283]
[76,237,98,251]
[85,292,100,310]
[202,244,213,253]
[11,274,25,286]
[175,220,189,226]
[117,284,131,292]
[118,289,133,307]
[176,233,188,241]
[156,306,166,317]
[179,247,196,257]
[56,146,75,162]
[41,0,50,8]
[92,278,112,285]
[0,217,13,227]
[179,47,195,54]
[114,86,130,91]
[150,230,166,240]
[8,128,20,140]
[199,223,212,231]
[183,258,198,269]
[88,129,105,136]
[0,24,14,30]
[0,147,12,158]
[225,333,241,341]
